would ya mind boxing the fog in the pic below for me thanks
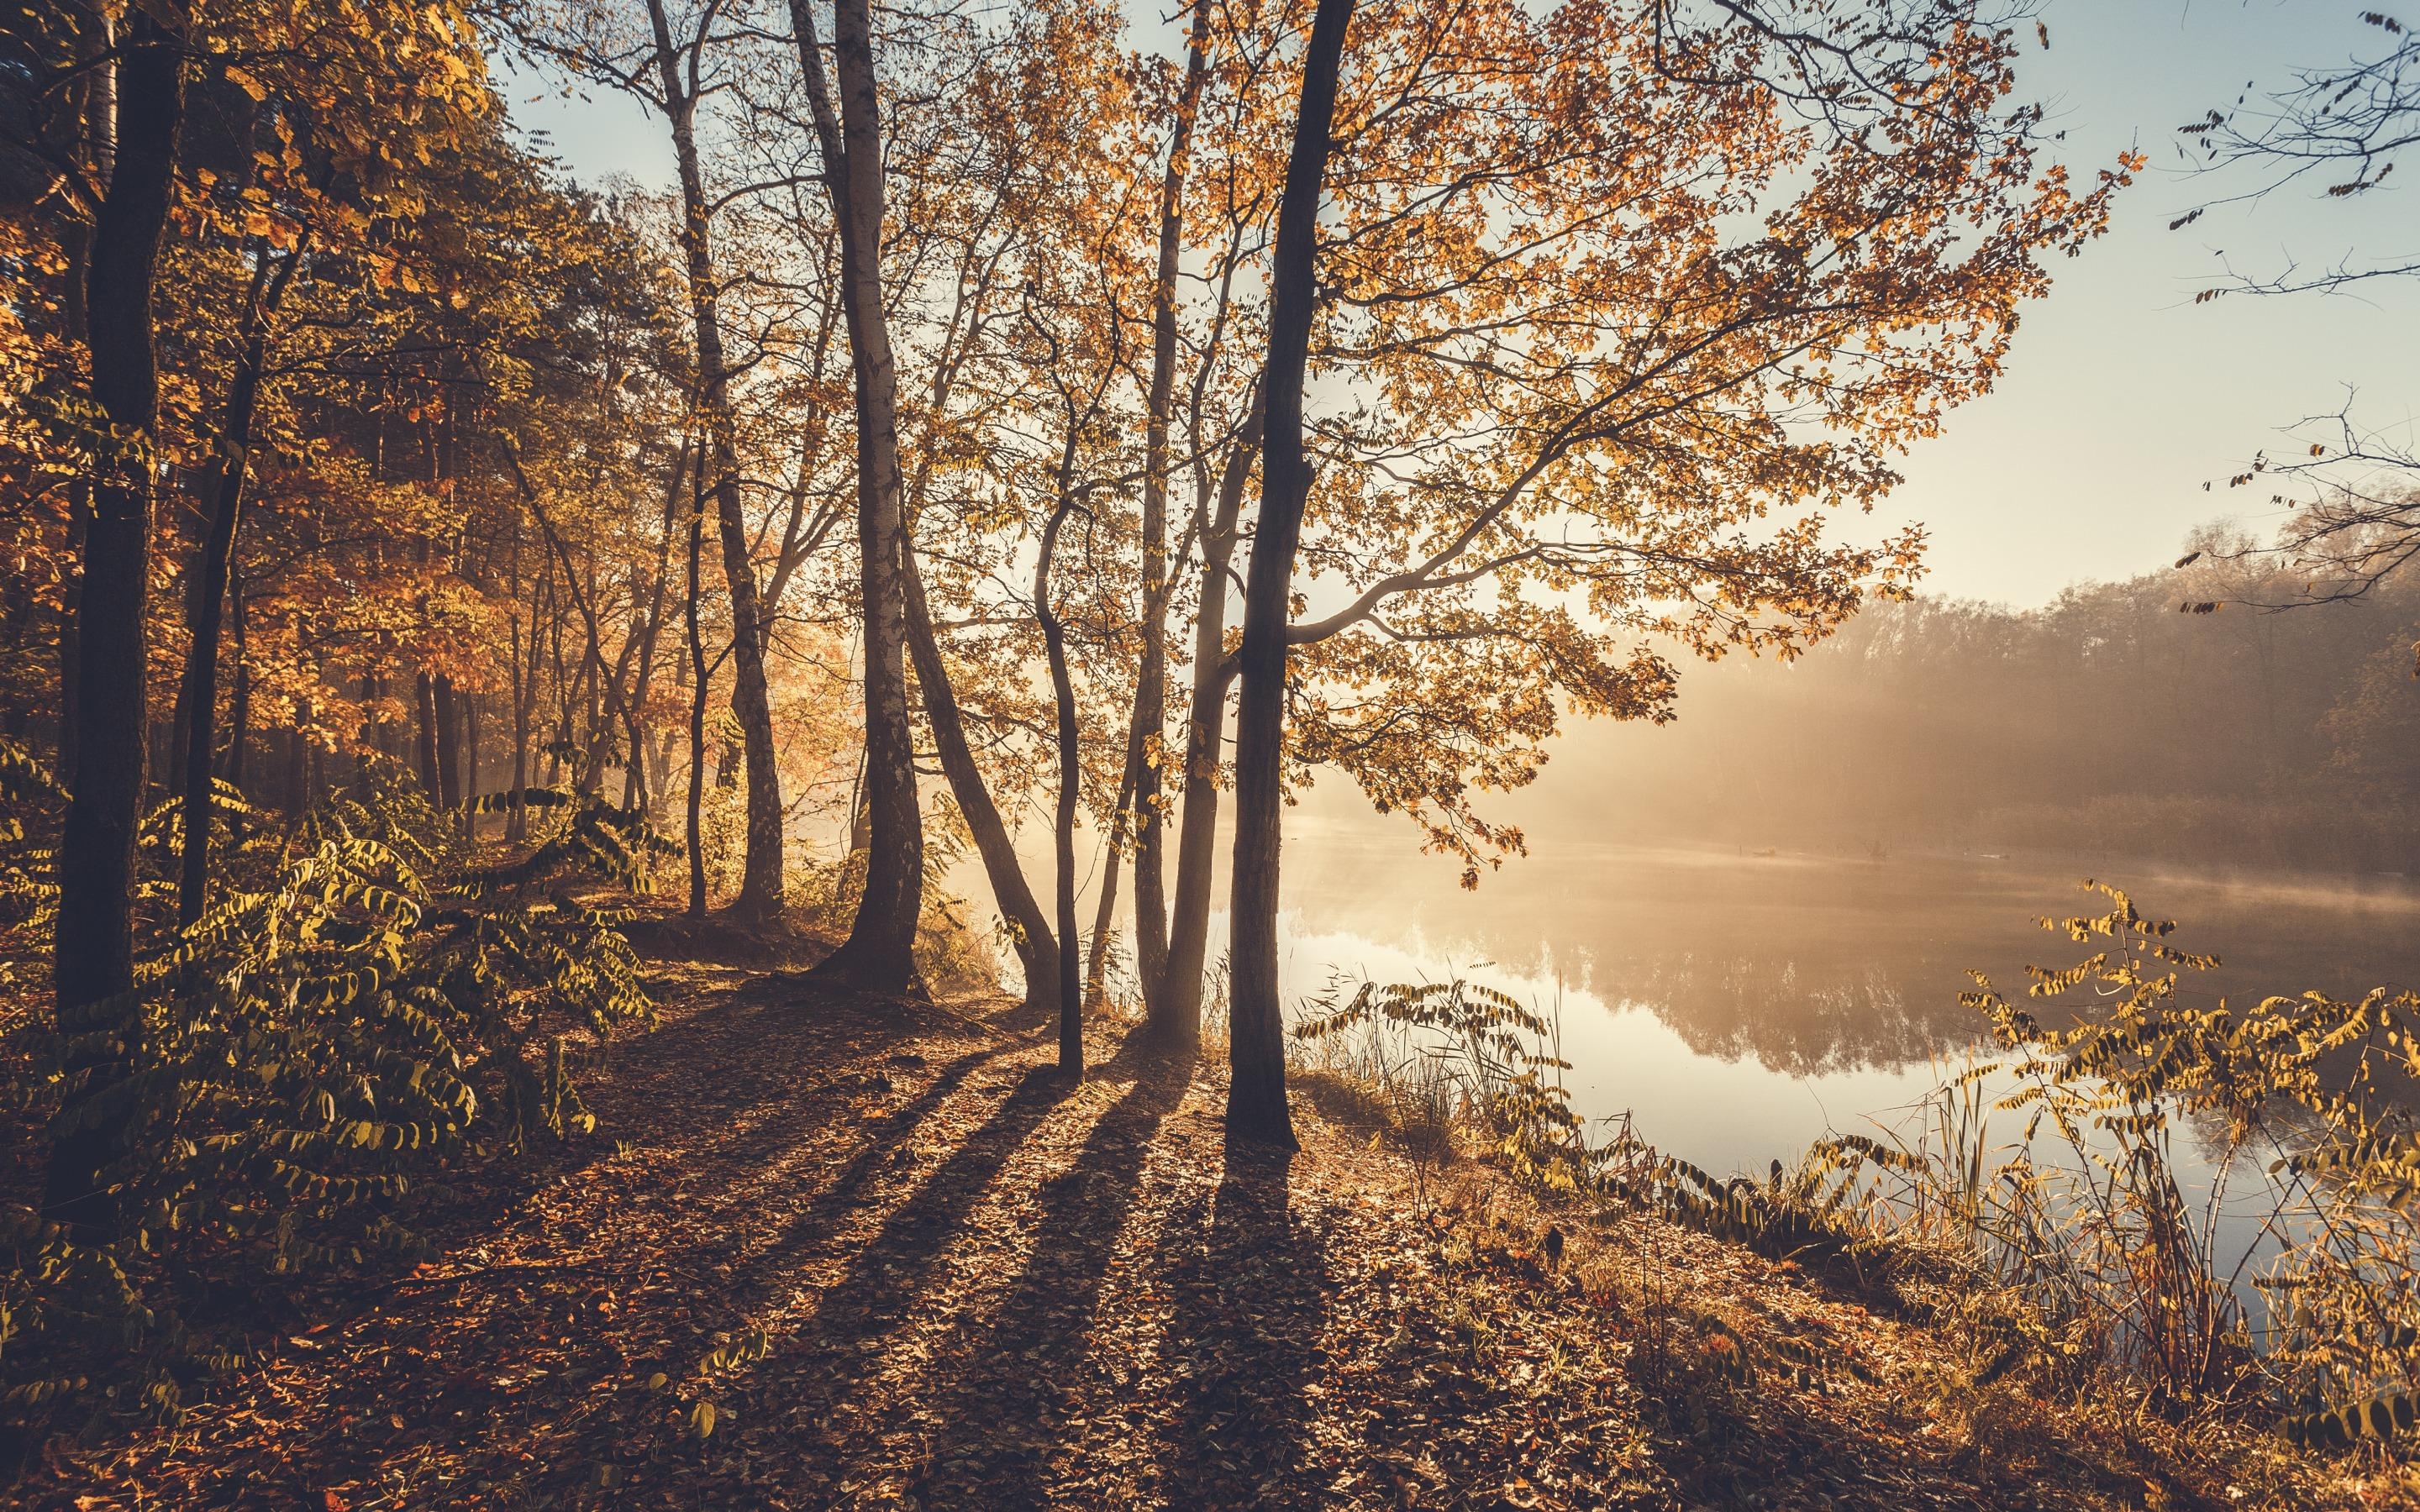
[1476,539,2420,875]
[1139,540,2420,1189]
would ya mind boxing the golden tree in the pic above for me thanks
[1213,0,2136,1141]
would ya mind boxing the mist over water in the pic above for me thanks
[1217,564,2420,1194]
[1267,815,2420,1183]
[963,567,2420,1285]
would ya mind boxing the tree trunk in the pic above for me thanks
[460,684,477,831]
[416,672,441,796]
[56,495,87,782]
[55,9,114,781]
[902,551,1060,1012]
[646,0,786,923]
[434,675,461,807]
[282,724,306,818]
[44,4,187,1233]
[508,605,534,840]
[1037,501,1084,1074]
[1125,7,1212,1022]
[1086,759,1138,1010]
[1155,400,1262,1047]
[1227,0,1355,1148]
[579,560,604,790]
[792,0,923,991]
[225,570,248,794]
[176,247,296,925]
[620,439,688,815]
[685,467,711,921]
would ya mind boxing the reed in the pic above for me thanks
[1294,880,2420,1452]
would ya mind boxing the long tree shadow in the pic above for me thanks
[302,1000,1027,1506]
[899,1037,1197,1506]
[695,1059,1076,1479]
[48,979,1026,1510]
[617,1033,1019,1328]
[762,1040,1018,1231]
[558,976,927,1176]
[448,983,1005,1284]
[1159,1137,1334,1509]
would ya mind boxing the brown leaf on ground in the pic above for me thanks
[12,953,2365,1510]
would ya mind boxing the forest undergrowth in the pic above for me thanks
[0,743,2398,1507]
[0,769,2390,1509]
[8,934,2370,1511]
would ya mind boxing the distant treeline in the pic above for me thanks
[1536,539,2420,872]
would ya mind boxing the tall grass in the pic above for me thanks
[1294,881,2420,1452]
[1295,976,1584,1205]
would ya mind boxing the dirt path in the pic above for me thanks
[24,958,2308,1510]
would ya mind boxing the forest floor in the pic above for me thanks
[16,932,2391,1511]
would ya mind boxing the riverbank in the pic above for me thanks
[13,949,2376,1509]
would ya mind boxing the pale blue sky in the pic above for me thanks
[1897,1,2419,607]
[504,1,2420,608]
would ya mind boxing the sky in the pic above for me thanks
[502,1,2420,610]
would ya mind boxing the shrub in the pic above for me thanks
[0,751,661,1427]
[1301,880,2420,1454]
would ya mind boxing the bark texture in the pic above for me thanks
[45,5,188,1232]
[792,0,924,991]
[1226,0,1357,1147]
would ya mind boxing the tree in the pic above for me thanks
[175,240,298,925]
[1036,486,1090,1072]
[881,0,1159,1021]
[1124,0,1217,1026]
[646,0,788,921]
[1152,14,1286,1043]
[40,0,191,1233]
[1158,387,1263,1045]
[167,0,492,922]
[1007,49,1151,1068]
[787,0,925,992]
[2178,8,2420,604]
[513,0,794,923]
[1227,0,1356,1145]
[1210,0,2129,1142]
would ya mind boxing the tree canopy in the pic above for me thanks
[0,0,2130,1411]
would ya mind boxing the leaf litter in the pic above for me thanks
[20,955,2382,1509]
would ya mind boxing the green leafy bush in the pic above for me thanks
[0,750,662,1425]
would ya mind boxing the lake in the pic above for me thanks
[979,801,2420,1282]
[1255,822,2420,1201]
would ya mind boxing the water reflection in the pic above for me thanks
[1588,955,1945,1076]
[1271,833,2420,1178]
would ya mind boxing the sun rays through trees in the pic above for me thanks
[6,0,2414,1503]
